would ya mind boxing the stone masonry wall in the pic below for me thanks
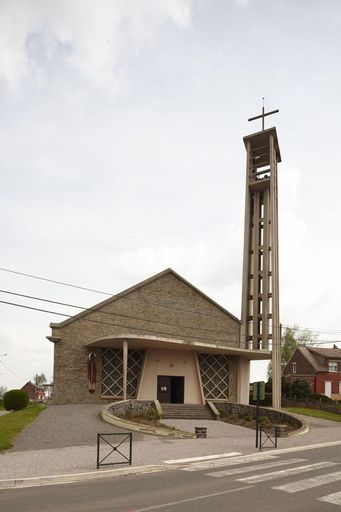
[50,271,241,404]
[214,401,302,428]
[108,400,156,417]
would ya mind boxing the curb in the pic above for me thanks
[0,441,341,490]
[0,464,174,490]
[101,405,195,439]
[263,407,309,437]
[3,438,341,490]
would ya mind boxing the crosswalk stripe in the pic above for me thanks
[237,462,338,484]
[207,458,307,478]
[319,491,341,505]
[164,452,241,464]
[273,469,341,493]
[182,453,278,472]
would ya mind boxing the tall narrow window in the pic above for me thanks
[292,362,297,374]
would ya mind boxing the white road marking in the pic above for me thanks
[319,491,341,505]
[164,452,241,464]
[133,485,254,511]
[238,462,338,484]
[207,458,307,478]
[182,453,278,471]
[273,469,341,493]
[250,440,341,458]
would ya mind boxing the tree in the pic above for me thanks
[0,385,7,398]
[267,324,318,380]
[33,373,47,387]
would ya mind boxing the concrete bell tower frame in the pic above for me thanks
[240,108,282,409]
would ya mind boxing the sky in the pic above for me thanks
[1,0,341,391]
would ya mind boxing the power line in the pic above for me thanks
[0,359,25,380]
[0,267,111,295]
[0,300,238,345]
[0,289,237,337]
[1,267,340,342]
[0,300,341,348]
[1,299,340,348]
[4,288,338,342]
[0,266,237,320]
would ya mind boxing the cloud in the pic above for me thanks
[0,0,193,96]
[108,226,243,315]
[234,0,254,7]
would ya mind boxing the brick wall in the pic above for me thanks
[316,372,341,395]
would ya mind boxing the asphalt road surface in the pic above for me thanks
[2,444,341,511]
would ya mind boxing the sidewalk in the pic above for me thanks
[1,412,341,482]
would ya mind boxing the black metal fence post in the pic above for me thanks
[97,432,132,469]
[96,433,100,469]
[255,388,260,448]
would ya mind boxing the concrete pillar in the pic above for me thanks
[270,134,281,409]
[123,340,128,400]
[237,357,250,404]
[240,141,252,350]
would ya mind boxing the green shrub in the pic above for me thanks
[291,379,311,399]
[244,415,252,422]
[217,407,230,418]
[308,393,334,404]
[281,377,291,397]
[145,407,161,421]
[3,389,29,411]
[258,415,272,428]
[229,414,239,422]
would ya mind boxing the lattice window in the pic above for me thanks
[101,348,144,398]
[198,353,229,399]
[102,349,123,397]
[127,350,144,398]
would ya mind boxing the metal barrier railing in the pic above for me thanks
[258,426,278,451]
[97,432,132,469]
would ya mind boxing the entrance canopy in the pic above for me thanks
[85,334,271,360]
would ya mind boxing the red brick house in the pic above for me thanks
[21,381,45,401]
[283,346,341,399]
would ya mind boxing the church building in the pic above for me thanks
[48,110,281,407]
[47,268,271,404]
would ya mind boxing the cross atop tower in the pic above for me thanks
[248,98,279,131]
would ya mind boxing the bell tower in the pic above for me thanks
[240,104,281,408]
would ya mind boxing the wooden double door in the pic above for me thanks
[157,375,184,403]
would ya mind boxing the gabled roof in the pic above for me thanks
[299,347,324,372]
[21,381,44,391]
[308,347,341,360]
[50,268,240,329]
[284,345,341,374]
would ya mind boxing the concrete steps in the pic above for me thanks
[160,403,216,420]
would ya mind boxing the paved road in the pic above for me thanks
[2,444,341,511]
[3,405,341,483]
[11,404,147,451]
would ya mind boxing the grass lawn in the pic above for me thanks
[286,407,341,422]
[0,404,46,451]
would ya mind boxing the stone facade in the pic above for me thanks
[48,269,250,404]
[108,400,157,417]
[214,401,302,430]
